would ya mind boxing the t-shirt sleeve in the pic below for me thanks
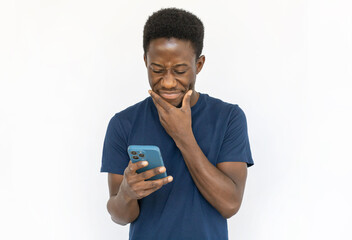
[100,114,130,175]
[217,105,254,167]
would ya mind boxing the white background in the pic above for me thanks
[1,0,351,239]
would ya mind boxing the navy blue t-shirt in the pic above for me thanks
[101,93,254,240]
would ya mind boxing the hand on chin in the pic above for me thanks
[163,97,183,108]
[158,93,184,108]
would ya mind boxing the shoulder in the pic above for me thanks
[105,97,152,143]
[201,93,244,118]
[105,97,151,137]
[110,97,151,123]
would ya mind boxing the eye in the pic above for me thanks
[152,69,164,74]
[174,70,186,74]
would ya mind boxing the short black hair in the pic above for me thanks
[143,8,204,58]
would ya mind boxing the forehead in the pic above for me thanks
[146,38,196,63]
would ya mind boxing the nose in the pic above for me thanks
[161,70,177,89]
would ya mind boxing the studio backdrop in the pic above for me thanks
[1,0,351,239]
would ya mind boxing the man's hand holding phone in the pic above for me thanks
[119,160,173,200]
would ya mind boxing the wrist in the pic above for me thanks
[174,131,196,151]
[117,184,135,204]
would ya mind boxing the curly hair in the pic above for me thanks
[143,8,204,58]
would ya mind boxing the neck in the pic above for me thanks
[190,90,199,107]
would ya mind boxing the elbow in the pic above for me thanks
[107,206,131,226]
[220,208,239,219]
[106,198,136,225]
[220,202,241,219]
[106,199,129,226]
[111,216,129,226]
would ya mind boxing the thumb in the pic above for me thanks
[182,90,193,109]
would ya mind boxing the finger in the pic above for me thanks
[181,90,192,110]
[126,160,148,175]
[150,95,166,115]
[139,187,160,198]
[148,90,173,111]
[145,176,173,189]
[138,176,173,197]
[136,166,167,181]
[136,175,173,191]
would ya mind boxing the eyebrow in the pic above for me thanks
[151,63,189,68]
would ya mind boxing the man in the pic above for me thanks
[101,8,254,240]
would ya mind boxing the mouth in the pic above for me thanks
[158,91,183,100]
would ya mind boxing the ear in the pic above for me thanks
[196,55,205,74]
[143,54,147,67]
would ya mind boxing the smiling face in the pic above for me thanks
[144,38,205,107]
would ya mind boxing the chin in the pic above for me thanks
[163,97,183,108]
[168,100,182,108]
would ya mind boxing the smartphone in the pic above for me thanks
[127,145,167,181]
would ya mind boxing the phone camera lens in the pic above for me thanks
[131,151,137,155]
[139,153,144,157]
[132,156,139,159]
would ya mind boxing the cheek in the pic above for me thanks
[185,72,197,86]
[177,73,196,89]
[148,76,159,89]
[148,72,157,87]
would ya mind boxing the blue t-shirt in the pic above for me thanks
[101,93,254,240]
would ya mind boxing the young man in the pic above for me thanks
[101,8,254,240]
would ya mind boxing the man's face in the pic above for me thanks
[144,38,205,107]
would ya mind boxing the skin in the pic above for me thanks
[106,37,248,225]
[144,38,204,108]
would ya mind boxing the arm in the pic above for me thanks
[106,161,173,225]
[175,135,248,219]
[106,173,139,225]
[149,90,249,218]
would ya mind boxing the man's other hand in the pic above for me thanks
[149,89,193,142]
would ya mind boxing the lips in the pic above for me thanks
[158,91,182,100]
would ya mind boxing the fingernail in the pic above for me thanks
[188,90,193,96]
[148,90,152,95]
[141,161,148,166]
[159,167,166,172]
[168,176,173,182]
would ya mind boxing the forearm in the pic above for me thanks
[107,187,140,225]
[175,134,242,218]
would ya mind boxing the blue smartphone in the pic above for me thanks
[127,145,167,181]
